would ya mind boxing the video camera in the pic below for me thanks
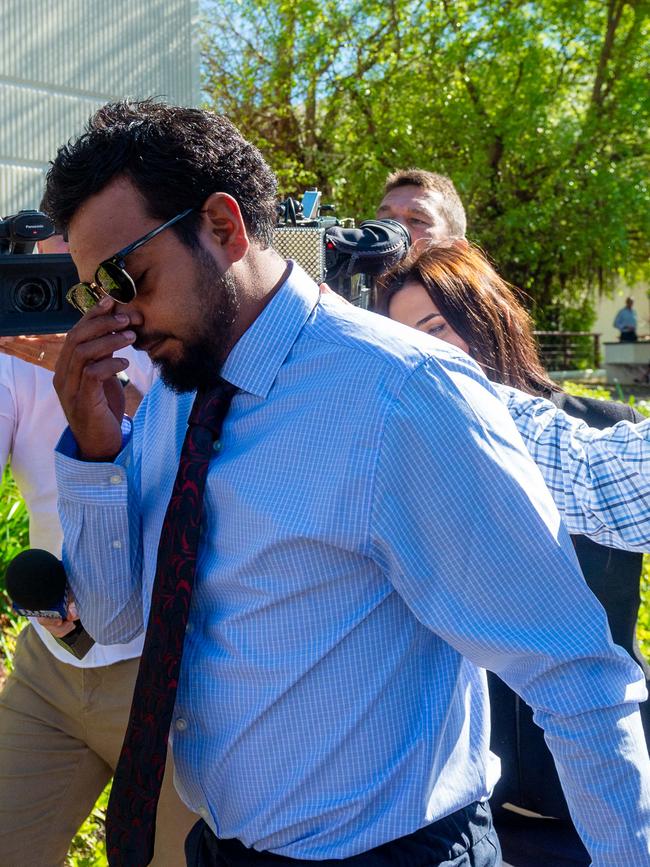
[0,194,410,336]
[272,190,410,308]
[0,210,80,336]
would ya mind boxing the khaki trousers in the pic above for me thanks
[0,625,197,867]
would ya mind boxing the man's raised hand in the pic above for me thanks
[53,296,139,461]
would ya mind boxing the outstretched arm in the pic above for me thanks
[498,384,650,551]
[372,360,650,865]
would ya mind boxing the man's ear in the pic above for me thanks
[199,192,249,263]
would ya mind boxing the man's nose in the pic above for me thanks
[118,302,144,329]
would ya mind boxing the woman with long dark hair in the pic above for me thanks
[378,241,557,397]
[378,240,649,866]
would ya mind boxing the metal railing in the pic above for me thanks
[533,331,601,372]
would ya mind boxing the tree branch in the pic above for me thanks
[591,0,626,108]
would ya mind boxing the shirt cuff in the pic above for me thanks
[54,418,133,504]
[56,416,132,460]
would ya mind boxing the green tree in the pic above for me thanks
[202,0,650,327]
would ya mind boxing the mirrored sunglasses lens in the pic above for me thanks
[66,283,100,314]
[96,261,135,303]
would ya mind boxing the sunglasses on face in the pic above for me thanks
[66,207,194,314]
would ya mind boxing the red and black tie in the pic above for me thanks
[106,379,236,866]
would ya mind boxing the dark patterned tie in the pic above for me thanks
[106,380,236,866]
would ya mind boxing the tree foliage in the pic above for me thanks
[202,0,650,327]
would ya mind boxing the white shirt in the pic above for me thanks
[0,349,154,667]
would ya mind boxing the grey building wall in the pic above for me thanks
[1,0,200,215]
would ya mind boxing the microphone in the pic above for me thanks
[5,548,95,659]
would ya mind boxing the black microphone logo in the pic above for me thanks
[5,548,95,659]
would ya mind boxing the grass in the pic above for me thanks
[0,384,648,863]
[0,468,29,682]
[65,786,110,867]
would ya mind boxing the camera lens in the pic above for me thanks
[12,278,55,313]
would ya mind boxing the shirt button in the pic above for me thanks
[111,540,123,550]
[185,622,194,634]
[175,718,188,732]
[109,473,122,485]
[213,439,222,453]
[198,806,209,820]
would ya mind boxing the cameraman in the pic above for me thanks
[375,169,466,244]
[0,237,196,866]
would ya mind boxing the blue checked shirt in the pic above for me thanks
[56,264,650,864]
[499,385,650,552]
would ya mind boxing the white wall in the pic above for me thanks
[0,0,200,215]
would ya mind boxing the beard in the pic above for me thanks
[155,248,240,393]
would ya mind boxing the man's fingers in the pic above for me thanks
[36,616,77,638]
[69,331,136,368]
[75,356,131,399]
[62,310,131,353]
[55,298,127,369]
[54,329,134,395]
[56,356,128,422]
[48,296,131,459]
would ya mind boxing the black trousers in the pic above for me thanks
[184,801,501,866]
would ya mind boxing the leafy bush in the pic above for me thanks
[561,380,614,401]
[639,561,650,660]
[0,467,29,672]
[65,785,110,867]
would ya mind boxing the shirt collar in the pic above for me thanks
[221,261,320,399]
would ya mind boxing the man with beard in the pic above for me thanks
[49,101,650,866]
[0,232,196,867]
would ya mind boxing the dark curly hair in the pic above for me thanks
[42,99,278,248]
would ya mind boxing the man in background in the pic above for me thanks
[614,296,638,341]
[376,169,466,244]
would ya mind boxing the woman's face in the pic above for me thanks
[387,280,470,355]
